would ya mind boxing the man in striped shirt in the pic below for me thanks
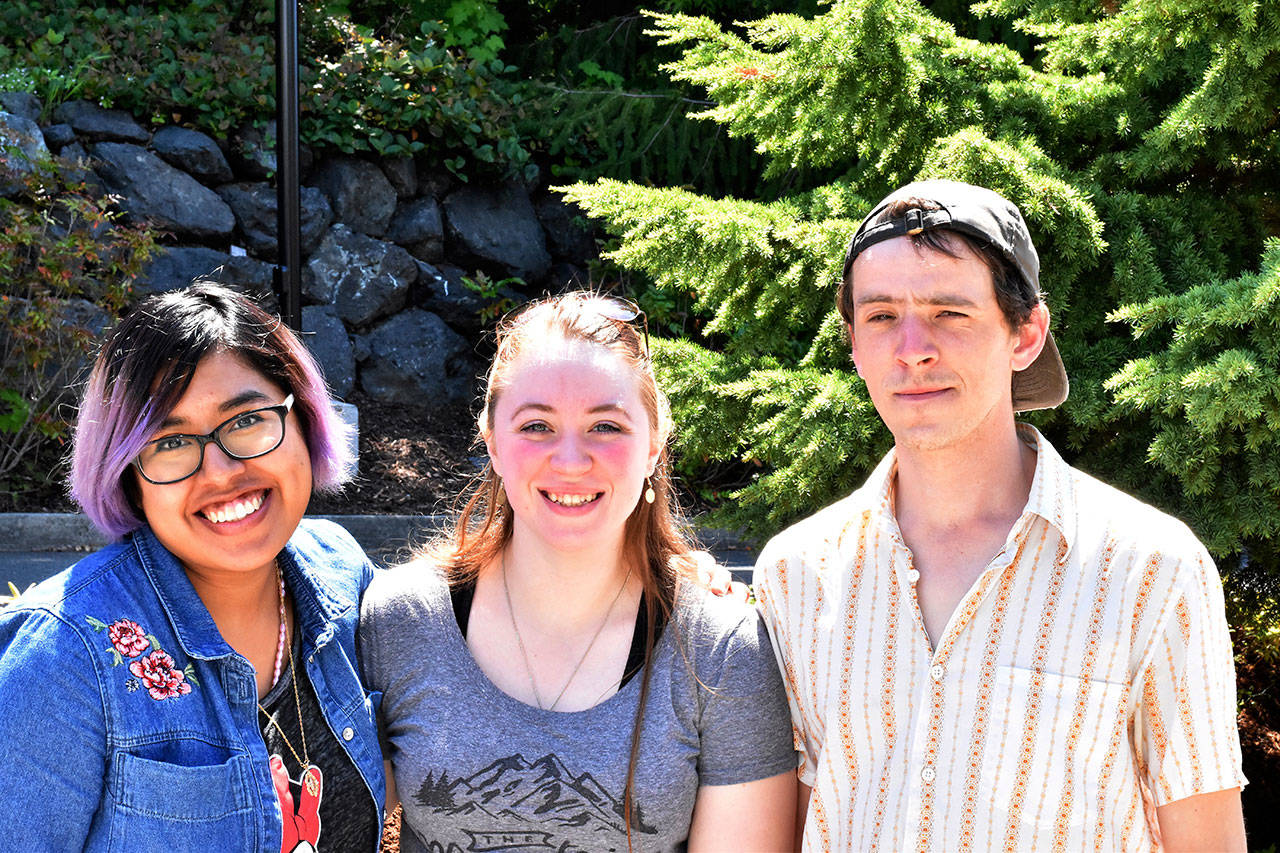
[754,180,1247,851]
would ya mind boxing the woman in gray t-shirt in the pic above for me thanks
[360,292,797,851]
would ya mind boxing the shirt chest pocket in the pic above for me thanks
[979,665,1128,833]
[106,749,258,851]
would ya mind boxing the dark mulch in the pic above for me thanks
[308,393,479,517]
[381,806,402,852]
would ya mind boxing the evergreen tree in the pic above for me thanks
[562,0,1280,575]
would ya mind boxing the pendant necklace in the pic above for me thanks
[503,555,633,711]
[258,561,324,851]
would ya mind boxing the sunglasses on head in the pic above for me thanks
[589,295,650,357]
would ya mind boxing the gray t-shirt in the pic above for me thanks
[359,562,797,853]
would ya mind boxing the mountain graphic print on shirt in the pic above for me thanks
[412,752,656,852]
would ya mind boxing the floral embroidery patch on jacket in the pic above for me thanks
[86,616,199,701]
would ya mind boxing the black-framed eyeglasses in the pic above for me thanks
[134,394,295,485]
[593,295,650,357]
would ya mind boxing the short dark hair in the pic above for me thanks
[70,282,352,539]
[837,197,1039,331]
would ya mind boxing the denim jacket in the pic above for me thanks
[0,518,384,851]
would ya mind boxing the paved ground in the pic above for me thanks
[1,513,757,592]
[4,551,85,591]
[3,548,755,591]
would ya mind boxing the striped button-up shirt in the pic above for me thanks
[754,426,1245,852]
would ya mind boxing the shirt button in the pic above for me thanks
[929,664,945,681]
[921,766,937,783]
[906,568,921,584]
[342,727,354,741]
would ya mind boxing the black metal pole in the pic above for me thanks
[275,0,302,331]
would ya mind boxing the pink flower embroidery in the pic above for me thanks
[107,619,150,658]
[129,650,192,701]
[148,669,193,701]
[88,614,199,699]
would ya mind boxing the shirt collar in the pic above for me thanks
[132,524,348,661]
[1015,424,1076,551]
[859,424,1076,552]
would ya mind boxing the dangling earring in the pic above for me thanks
[644,476,655,504]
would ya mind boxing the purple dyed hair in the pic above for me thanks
[70,282,353,539]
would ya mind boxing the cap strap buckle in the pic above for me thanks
[905,207,926,236]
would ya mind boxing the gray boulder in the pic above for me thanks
[56,143,103,194]
[152,126,233,184]
[415,164,456,199]
[544,261,591,291]
[535,196,597,260]
[302,306,355,398]
[304,224,416,327]
[0,111,50,196]
[308,157,396,237]
[413,261,523,337]
[136,247,280,311]
[443,183,551,282]
[91,142,235,240]
[230,120,277,179]
[297,186,336,254]
[351,333,371,364]
[52,100,149,144]
[217,181,333,258]
[203,255,279,313]
[0,91,41,122]
[384,197,444,262]
[135,246,233,295]
[61,297,114,338]
[41,123,75,151]
[358,308,475,405]
[381,157,416,198]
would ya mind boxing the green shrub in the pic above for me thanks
[303,18,534,178]
[505,11,796,198]
[0,155,157,486]
[0,0,534,180]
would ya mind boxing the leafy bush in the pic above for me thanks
[0,155,157,486]
[1107,242,1280,566]
[304,18,534,177]
[0,0,534,179]
[504,9,811,198]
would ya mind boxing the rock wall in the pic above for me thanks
[0,96,600,405]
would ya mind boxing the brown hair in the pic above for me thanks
[837,197,1038,331]
[418,291,699,843]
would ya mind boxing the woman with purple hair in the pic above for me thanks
[0,283,384,851]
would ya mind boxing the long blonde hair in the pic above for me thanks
[419,291,698,842]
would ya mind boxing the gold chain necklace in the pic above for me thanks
[257,563,319,797]
[502,555,632,712]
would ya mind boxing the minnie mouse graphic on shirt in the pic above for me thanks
[270,755,322,852]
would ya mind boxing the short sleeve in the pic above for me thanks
[0,606,108,847]
[694,605,799,786]
[753,544,822,787]
[1133,546,1246,805]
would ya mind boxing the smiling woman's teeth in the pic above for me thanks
[204,492,265,524]
[546,492,600,507]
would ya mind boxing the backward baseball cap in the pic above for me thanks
[841,179,1068,412]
